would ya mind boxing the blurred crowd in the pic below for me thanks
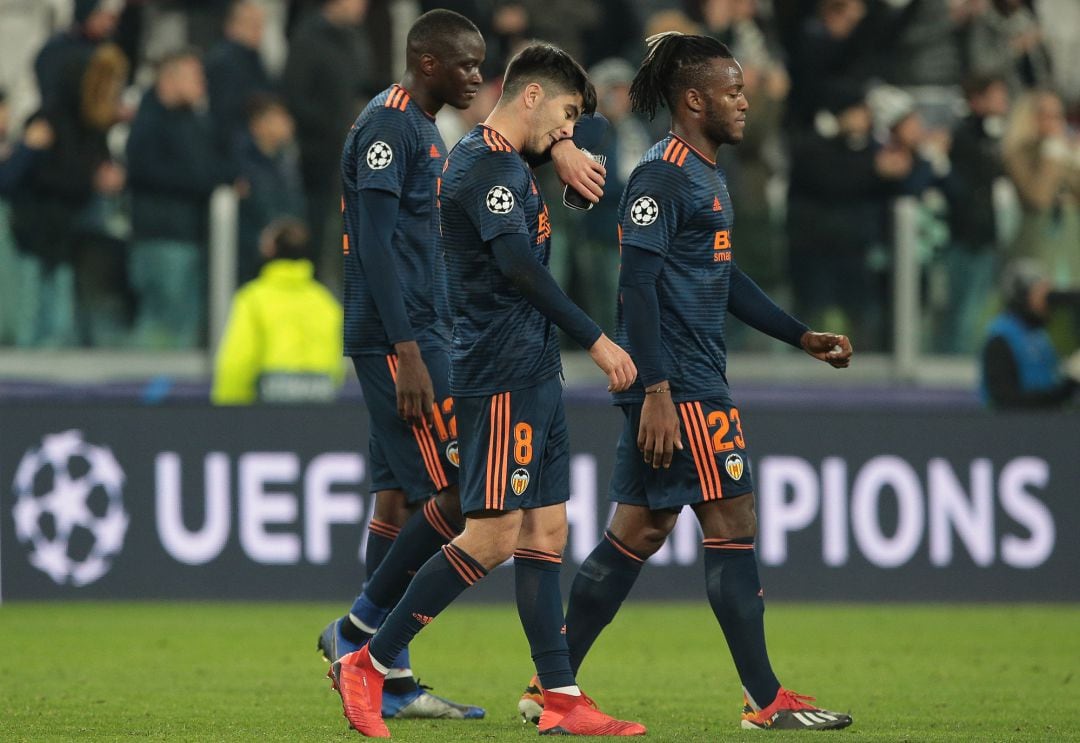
[0,0,1079,359]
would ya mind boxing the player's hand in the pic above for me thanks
[637,385,683,469]
[551,140,606,204]
[588,333,637,392]
[800,331,853,368]
[393,341,434,427]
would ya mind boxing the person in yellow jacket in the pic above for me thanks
[212,218,344,404]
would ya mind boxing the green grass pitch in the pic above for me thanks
[1,602,1077,741]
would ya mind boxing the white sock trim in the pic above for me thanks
[385,668,414,680]
[348,613,379,635]
[369,653,390,675]
[548,685,581,696]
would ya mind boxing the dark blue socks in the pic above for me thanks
[564,530,645,675]
[703,537,780,710]
[514,549,576,690]
[368,543,486,669]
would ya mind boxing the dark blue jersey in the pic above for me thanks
[342,84,449,355]
[439,125,561,397]
[614,134,737,404]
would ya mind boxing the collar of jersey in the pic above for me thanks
[668,132,716,166]
[389,83,436,121]
[479,124,519,154]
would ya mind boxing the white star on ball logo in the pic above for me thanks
[11,430,129,587]
[366,141,393,170]
[630,196,659,226]
[486,185,515,214]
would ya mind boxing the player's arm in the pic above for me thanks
[620,243,682,469]
[490,232,635,392]
[531,113,609,205]
[727,262,852,368]
[349,187,433,426]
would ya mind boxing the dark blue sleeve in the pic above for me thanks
[619,244,667,387]
[491,232,602,350]
[0,144,40,196]
[349,188,414,343]
[352,107,417,197]
[728,261,809,348]
[618,161,691,257]
[459,155,530,242]
[525,112,610,167]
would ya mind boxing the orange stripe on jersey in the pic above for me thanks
[396,89,410,111]
[692,402,725,499]
[661,139,678,162]
[413,422,448,490]
[486,393,505,509]
[482,128,497,152]
[385,87,402,109]
[679,402,719,501]
[513,548,562,564]
[496,392,510,508]
[676,144,689,166]
[386,354,448,490]
[423,499,457,541]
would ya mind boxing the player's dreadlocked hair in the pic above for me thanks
[629,32,734,120]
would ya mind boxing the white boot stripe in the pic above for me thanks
[819,712,838,721]
[793,712,814,726]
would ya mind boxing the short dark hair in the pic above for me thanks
[501,42,597,116]
[629,32,733,120]
[245,92,287,124]
[266,218,311,261]
[406,9,480,58]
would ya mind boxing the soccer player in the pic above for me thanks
[327,42,645,738]
[517,33,856,731]
[320,9,608,721]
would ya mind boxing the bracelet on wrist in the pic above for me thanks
[645,386,670,394]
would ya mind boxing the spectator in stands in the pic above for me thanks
[236,94,305,284]
[981,259,1078,409]
[12,18,128,348]
[939,74,1010,353]
[212,218,343,405]
[127,49,228,349]
[0,96,54,345]
[1002,88,1080,351]
[786,88,896,350]
[34,0,122,112]
[784,0,895,132]
[205,0,272,162]
[282,0,372,292]
[966,0,1053,95]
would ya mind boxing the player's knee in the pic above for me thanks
[433,488,465,530]
[372,490,411,527]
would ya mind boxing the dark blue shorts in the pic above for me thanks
[610,398,754,510]
[352,348,459,503]
[455,375,569,515]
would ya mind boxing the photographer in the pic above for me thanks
[981,260,1080,409]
